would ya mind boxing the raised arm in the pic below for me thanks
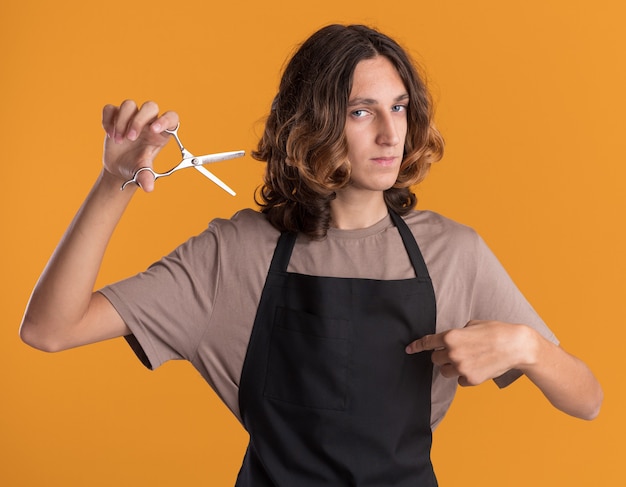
[20,100,179,352]
[405,320,603,420]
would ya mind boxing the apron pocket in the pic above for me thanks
[263,306,351,411]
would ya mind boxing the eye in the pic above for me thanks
[351,109,369,118]
[392,104,407,113]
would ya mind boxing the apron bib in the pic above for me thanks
[237,211,437,486]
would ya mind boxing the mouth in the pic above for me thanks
[371,156,399,167]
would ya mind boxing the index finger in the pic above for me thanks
[124,100,160,141]
[102,104,117,138]
[149,110,179,135]
[405,332,447,354]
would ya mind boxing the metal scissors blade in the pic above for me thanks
[190,150,244,196]
[194,165,236,196]
[194,150,245,165]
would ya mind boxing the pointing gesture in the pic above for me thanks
[405,320,533,387]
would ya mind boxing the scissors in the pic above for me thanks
[121,123,244,195]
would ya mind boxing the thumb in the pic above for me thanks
[135,168,156,193]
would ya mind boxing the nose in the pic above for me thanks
[375,112,401,147]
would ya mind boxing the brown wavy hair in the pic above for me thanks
[253,24,444,239]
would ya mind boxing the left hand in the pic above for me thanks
[405,320,533,386]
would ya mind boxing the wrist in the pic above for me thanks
[97,168,137,196]
[514,324,544,372]
[86,169,139,216]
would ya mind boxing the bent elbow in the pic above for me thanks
[585,407,601,421]
[19,318,65,353]
[578,404,602,422]
[583,388,604,421]
[567,383,604,421]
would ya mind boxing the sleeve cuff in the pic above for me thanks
[493,368,524,389]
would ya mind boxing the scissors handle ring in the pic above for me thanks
[164,123,189,156]
[164,123,180,135]
[121,167,158,190]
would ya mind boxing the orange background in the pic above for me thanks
[2,0,624,485]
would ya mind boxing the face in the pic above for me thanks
[343,56,408,196]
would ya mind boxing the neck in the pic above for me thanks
[330,190,388,230]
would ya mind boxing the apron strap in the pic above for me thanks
[268,232,297,273]
[388,210,431,279]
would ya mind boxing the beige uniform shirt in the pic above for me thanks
[100,209,557,428]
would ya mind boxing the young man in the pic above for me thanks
[21,24,602,485]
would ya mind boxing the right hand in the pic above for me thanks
[101,100,179,192]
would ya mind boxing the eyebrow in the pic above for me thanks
[347,93,409,107]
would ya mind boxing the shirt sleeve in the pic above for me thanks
[99,226,220,370]
[469,234,559,388]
